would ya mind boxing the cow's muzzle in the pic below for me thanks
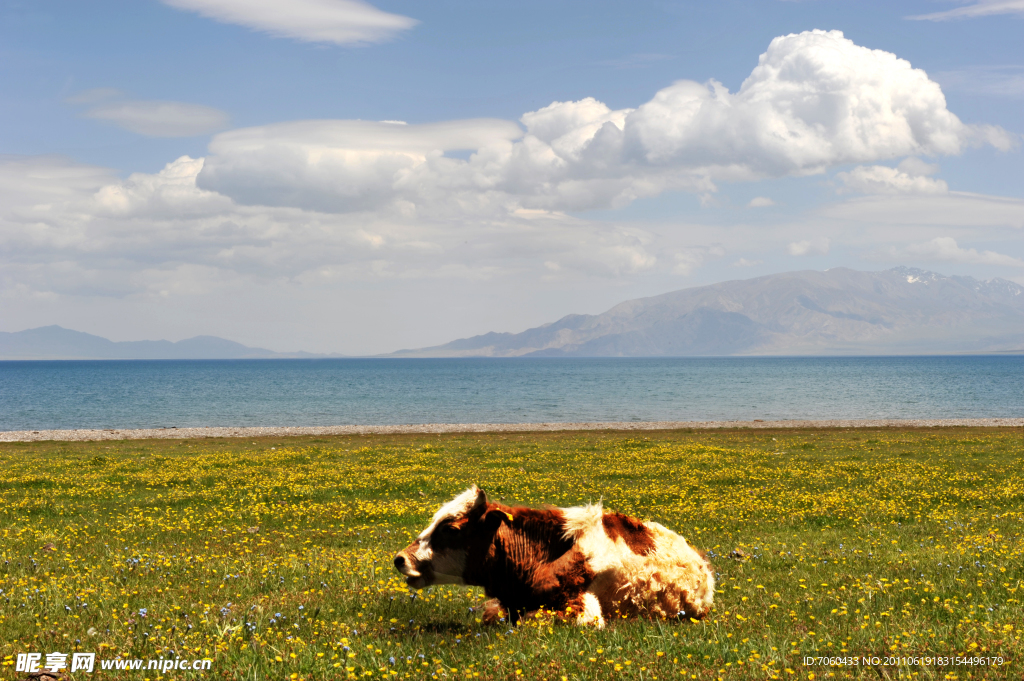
[393,549,428,589]
[393,552,420,577]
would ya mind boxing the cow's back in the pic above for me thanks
[562,504,715,620]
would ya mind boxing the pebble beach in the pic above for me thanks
[3,417,1022,442]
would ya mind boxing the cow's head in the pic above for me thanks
[394,486,510,589]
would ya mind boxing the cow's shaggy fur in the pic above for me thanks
[394,486,714,627]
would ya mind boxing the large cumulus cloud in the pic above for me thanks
[197,30,1013,215]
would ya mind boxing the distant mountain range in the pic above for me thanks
[388,267,1024,357]
[0,326,327,360]
[4,268,1022,359]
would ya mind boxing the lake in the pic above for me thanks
[1,356,1022,431]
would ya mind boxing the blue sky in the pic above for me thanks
[1,0,1022,353]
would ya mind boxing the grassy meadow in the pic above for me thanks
[1,427,1022,680]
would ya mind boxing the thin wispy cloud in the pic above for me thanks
[819,192,1024,228]
[891,237,1024,267]
[160,0,418,46]
[934,65,1024,98]
[84,100,230,138]
[907,0,1024,21]
[65,88,123,105]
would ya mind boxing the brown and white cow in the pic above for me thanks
[393,486,714,627]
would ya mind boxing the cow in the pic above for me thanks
[393,486,715,627]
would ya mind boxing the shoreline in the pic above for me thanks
[1,417,1022,442]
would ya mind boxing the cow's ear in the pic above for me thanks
[472,487,488,511]
[483,508,512,531]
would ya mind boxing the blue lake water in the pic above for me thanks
[0,356,1022,431]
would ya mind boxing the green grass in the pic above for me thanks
[1,427,1022,680]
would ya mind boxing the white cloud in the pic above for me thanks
[161,0,417,45]
[0,154,666,303]
[672,246,724,275]
[966,125,1018,151]
[92,156,234,217]
[896,157,940,177]
[6,151,1024,352]
[907,0,1024,21]
[748,196,775,207]
[836,163,949,195]
[787,238,830,256]
[198,118,525,213]
[0,155,114,207]
[196,30,1006,215]
[623,30,970,171]
[894,237,1024,267]
[84,100,230,137]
